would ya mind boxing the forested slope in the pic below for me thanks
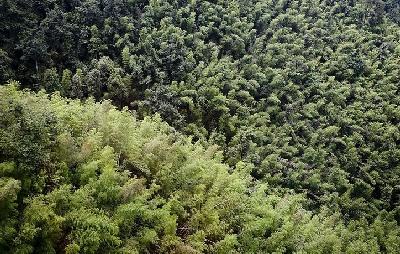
[0,84,399,253]
[1,0,400,252]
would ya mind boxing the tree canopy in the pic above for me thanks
[1,0,400,253]
[1,84,399,253]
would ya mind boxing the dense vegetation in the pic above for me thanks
[1,84,399,253]
[1,0,400,253]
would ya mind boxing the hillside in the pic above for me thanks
[1,0,400,253]
[0,84,399,253]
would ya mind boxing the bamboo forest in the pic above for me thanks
[1,0,400,253]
